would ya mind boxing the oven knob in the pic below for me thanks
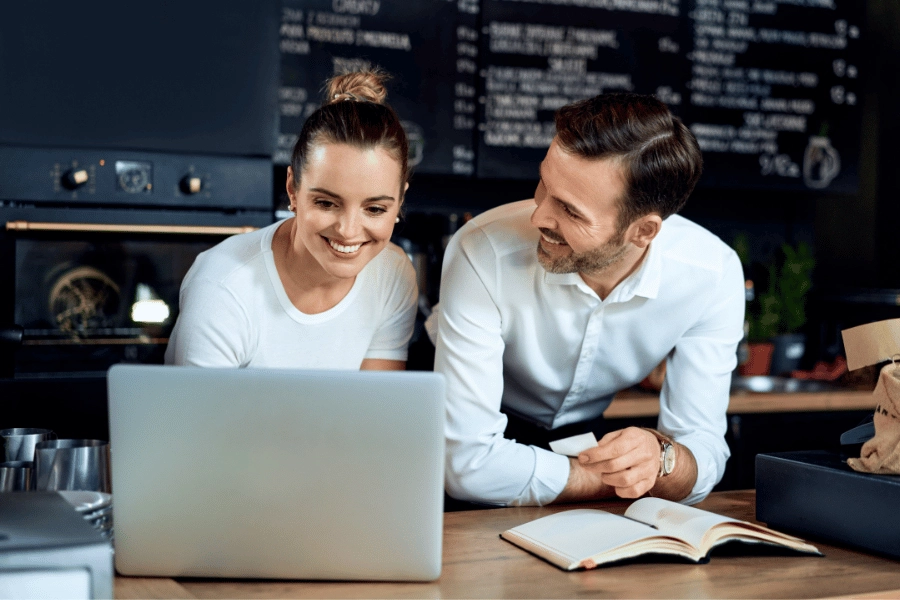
[62,168,89,189]
[180,175,203,194]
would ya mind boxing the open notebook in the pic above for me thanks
[501,496,821,570]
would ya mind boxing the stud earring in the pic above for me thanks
[395,217,400,224]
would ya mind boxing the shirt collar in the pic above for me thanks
[626,237,662,300]
[543,271,583,286]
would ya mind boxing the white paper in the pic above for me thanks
[549,432,598,457]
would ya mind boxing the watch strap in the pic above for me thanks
[640,428,675,478]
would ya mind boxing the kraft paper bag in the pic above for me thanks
[841,318,900,371]
[847,362,900,475]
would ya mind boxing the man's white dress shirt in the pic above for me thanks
[432,200,745,506]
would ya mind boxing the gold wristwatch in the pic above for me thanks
[642,428,676,478]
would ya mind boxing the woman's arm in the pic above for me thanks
[361,358,406,371]
[361,245,418,370]
[165,278,252,367]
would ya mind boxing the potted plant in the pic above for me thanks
[744,242,815,376]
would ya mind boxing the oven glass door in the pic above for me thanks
[11,228,234,376]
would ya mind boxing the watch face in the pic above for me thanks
[663,444,676,475]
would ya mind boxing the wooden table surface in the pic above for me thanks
[115,490,900,599]
[604,389,875,419]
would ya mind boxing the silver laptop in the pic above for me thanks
[107,364,445,581]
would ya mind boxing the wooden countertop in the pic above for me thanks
[115,490,900,599]
[605,389,875,419]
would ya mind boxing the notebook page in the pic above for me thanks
[506,509,658,564]
[624,497,735,551]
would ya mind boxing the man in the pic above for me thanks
[432,93,745,506]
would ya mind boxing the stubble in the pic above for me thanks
[536,228,628,275]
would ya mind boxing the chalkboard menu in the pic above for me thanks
[478,0,685,179]
[683,0,863,193]
[277,0,478,176]
[279,0,864,193]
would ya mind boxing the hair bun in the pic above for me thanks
[326,68,389,105]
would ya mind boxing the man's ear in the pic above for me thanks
[628,214,663,249]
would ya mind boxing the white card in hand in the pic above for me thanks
[549,432,598,457]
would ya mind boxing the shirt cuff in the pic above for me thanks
[678,438,720,505]
[508,446,571,506]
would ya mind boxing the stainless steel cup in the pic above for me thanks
[0,427,53,462]
[33,439,111,493]
[0,460,34,491]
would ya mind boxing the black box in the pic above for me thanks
[756,451,900,560]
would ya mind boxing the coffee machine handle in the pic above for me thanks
[0,324,23,379]
[0,324,24,348]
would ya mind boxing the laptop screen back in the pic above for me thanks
[107,365,445,581]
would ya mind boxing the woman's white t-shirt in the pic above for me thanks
[165,220,418,368]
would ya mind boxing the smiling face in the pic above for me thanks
[286,143,403,283]
[531,139,631,276]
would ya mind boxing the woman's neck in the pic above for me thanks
[272,219,356,314]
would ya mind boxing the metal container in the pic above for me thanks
[1,427,53,462]
[0,460,34,491]
[34,439,111,493]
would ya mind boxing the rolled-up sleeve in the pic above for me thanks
[659,250,746,504]
[435,228,569,506]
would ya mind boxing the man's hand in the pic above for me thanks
[553,426,698,504]
[578,428,660,498]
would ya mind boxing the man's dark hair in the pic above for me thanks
[554,93,702,228]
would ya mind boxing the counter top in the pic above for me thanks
[115,490,900,599]
[605,389,874,419]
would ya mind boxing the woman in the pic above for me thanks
[165,69,417,370]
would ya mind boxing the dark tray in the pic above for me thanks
[756,450,900,560]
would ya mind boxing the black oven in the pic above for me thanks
[0,146,275,378]
[0,1,279,436]
[0,0,280,380]
[0,150,275,435]
[3,223,255,378]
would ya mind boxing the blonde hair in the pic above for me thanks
[327,69,389,104]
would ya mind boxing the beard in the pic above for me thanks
[536,227,628,275]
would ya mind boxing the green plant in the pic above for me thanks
[732,232,751,268]
[747,242,815,341]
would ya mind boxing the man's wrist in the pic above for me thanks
[640,427,676,478]
[647,437,699,502]
[553,457,613,504]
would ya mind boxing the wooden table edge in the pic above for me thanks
[605,390,874,419]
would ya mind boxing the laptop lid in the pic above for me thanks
[107,364,445,581]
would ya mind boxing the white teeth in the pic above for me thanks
[328,239,362,253]
[541,234,563,245]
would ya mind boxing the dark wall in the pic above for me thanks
[871,0,900,289]
[0,2,280,158]
[815,0,900,290]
